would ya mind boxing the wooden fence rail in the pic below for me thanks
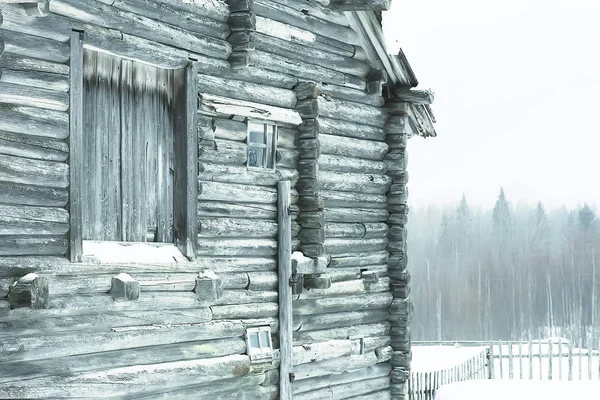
[410,338,600,399]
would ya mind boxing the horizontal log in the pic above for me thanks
[0,337,246,383]
[329,0,391,10]
[277,127,297,149]
[319,154,387,174]
[320,133,388,160]
[296,376,390,399]
[108,0,230,39]
[293,364,391,395]
[49,0,231,59]
[329,251,389,268]
[136,374,274,400]
[301,322,392,346]
[210,64,299,90]
[200,93,302,125]
[318,97,388,127]
[0,235,67,256]
[199,181,277,204]
[198,73,296,109]
[319,171,391,195]
[150,0,230,22]
[292,252,328,275]
[325,222,387,239]
[210,302,278,319]
[0,105,69,139]
[211,117,247,141]
[298,278,389,301]
[251,31,369,76]
[293,350,390,381]
[0,354,254,397]
[196,257,277,273]
[0,204,68,235]
[199,163,299,187]
[216,289,277,306]
[294,309,390,332]
[0,153,69,188]
[247,271,278,291]
[293,292,393,316]
[324,207,389,223]
[197,238,277,257]
[0,130,68,162]
[327,265,388,282]
[276,148,299,169]
[199,217,278,239]
[325,238,388,254]
[249,50,364,90]
[0,181,68,207]
[0,68,69,91]
[321,190,387,209]
[261,0,348,26]
[0,81,69,111]
[317,82,384,107]
[253,1,359,44]
[198,201,277,220]
[0,53,69,75]
[319,117,386,141]
[199,139,247,165]
[1,29,69,64]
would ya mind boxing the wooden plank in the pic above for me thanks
[0,235,67,256]
[0,153,68,188]
[0,53,69,75]
[0,105,68,139]
[0,132,68,162]
[68,30,83,261]
[278,180,293,400]
[0,204,69,235]
[0,82,69,111]
[172,61,198,257]
[200,93,302,125]
[2,29,70,64]
[0,182,68,207]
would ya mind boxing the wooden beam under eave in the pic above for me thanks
[329,0,391,11]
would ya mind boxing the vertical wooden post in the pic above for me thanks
[508,340,513,379]
[568,340,573,380]
[498,342,503,379]
[518,340,523,379]
[173,60,198,259]
[538,337,543,380]
[558,339,563,379]
[277,180,293,400]
[528,339,533,379]
[587,332,592,380]
[578,337,583,380]
[488,341,494,379]
[548,339,553,380]
[69,30,84,262]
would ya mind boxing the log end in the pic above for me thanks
[109,273,140,301]
[8,273,49,310]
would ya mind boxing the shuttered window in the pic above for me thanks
[82,50,174,242]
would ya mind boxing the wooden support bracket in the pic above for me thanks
[8,273,49,309]
[194,270,223,303]
[109,273,140,301]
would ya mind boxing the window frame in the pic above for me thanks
[246,120,278,171]
[68,30,198,262]
[245,326,274,362]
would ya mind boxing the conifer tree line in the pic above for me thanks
[409,188,600,346]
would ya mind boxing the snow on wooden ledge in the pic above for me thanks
[82,241,188,264]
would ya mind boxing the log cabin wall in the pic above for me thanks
[0,1,414,398]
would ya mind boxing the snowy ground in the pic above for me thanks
[434,379,600,399]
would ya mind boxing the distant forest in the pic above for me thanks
[408,189,600,346]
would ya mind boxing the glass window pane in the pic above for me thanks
[248,146,264,167]
[249,332,260,349]
[249,131,265,144]
[259,331,271,349]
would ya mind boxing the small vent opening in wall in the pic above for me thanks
[246,326,274,362]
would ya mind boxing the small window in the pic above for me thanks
[247,121,277,170]
[246,326,273,362]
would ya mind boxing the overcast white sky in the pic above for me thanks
[383,0,600,210]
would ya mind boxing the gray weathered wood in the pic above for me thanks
[0,53,69,75]
[320,133,388,161]
[318,96,388,127]
[319,117,386,141]
[197,238,277,257]
[329,0,391,11]
[0,203,68,235]
[0,68,69,91]
[200,93,301,125]
[200,163,299,187]
[2,29,70,64]
[278,180,293,400]
[68,30,83,262]
[0,82,69,111]
[293,292,393,316]
[0,132,68,162]
[0,105,68,139]
[0,153,69,188]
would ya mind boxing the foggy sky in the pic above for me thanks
[383,0,600,210]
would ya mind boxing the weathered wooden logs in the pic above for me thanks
[194,270,224,303]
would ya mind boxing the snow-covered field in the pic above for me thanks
[411,339,600,397]
[435,379,600,399]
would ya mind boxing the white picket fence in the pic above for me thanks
[409,338,600,399]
